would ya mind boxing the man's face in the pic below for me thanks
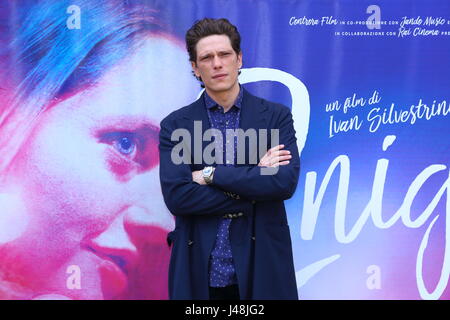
[191,34,242,94]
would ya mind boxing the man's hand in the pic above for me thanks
[192,144,290,183]
[258,144,291,167]
[192,170,206,185]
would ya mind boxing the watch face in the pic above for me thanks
[203,167,212,175]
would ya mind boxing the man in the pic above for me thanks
[159,18,300,300]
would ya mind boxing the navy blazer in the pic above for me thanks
[159,88,300,300]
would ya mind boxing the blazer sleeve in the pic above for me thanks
[159,115,253,217]
[212,106,300,202]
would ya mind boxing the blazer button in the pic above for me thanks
[251,200,256,205]
[251,236,256,241]
[188,240,194,246]
[237,212,243,217]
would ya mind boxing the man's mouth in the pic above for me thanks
[212,73,227,79]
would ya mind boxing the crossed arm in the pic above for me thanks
[192,144,292,185]
[196,108,300,202]
[159,107,300,217]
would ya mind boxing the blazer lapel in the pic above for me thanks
[239,89,266,131]
[237,89,268,166]
[182,93,211,168]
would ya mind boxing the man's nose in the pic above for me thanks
[212,55,223,69]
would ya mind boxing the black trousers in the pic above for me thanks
[209,284,240,300]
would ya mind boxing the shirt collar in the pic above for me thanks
[204,85,243,110]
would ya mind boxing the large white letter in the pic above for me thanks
[416,171,450,300]
[66,5,81,30]
[366,5,381,30]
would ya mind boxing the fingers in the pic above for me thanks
[276,154,292,162]
[270,150,291,158]
[267,144,285,155]
[261,159,290,167]
[266,153,292,164]
[262,145,288,160]
[268,158,290,167]
[258,144,292,167]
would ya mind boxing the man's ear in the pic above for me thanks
[191,61,199,78]
[237,52,243,69]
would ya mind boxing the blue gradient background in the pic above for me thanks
[158,0,450,299]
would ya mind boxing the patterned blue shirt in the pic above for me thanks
[205,86,243,287]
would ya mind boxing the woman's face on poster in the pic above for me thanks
[1,36,197,299]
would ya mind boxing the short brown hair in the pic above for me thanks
[185,18,241,63]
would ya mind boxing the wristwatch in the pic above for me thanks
[202,166,215,185]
